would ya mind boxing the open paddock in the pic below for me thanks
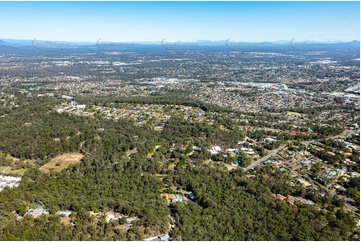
[40,153,83,173]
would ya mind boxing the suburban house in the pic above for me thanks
[172,194,183,203]
[209,146,222,155]
[27,205,49,216]
[56,210,73,217]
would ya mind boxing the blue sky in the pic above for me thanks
[0,1,359,42]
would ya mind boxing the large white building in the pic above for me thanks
[0,175,21,191]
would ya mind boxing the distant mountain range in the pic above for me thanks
[0,38,359,51]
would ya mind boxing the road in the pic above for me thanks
[276,143,359,216]
[242,130,360,215]
[242,129,356,173]
[243,144,287,172]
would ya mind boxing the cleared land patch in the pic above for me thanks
[0,166,27,176]
[40,153,83,173]
[125,148,138,158]
[6,168,27,176]
[287,111,307,117]
[0,166,10,173]
[202,159,237,171]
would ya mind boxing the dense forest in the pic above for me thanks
[171,167,356,240]
[0,94,359,240]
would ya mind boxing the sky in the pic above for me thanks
[0,1,359,42]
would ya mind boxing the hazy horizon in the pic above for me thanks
[1,38,360,44]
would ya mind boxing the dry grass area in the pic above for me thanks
[0,152,36,177]
[167,163,176,170]
[23,159,36,165]
[287,111,307,117]
[125,148,138,157]
[223,163,237,171]
[60,216,72,225]
[160,193,177,200]
[0,166,27,176]
[40,152,83,173]
[202,159,237,171]
[7,168,28,176]
[0,166,10,173]
[203,159,212,165]
[160,193,177,205]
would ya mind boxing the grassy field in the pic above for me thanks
[8,168,28,176]
[202,159,238,171]
[0,152,36,177]
[0,166,11,173]
[0,166,27,176]
[60,217,72,225]
[223,163,237,171]
[40,152,84,173]
[287,111,307,117]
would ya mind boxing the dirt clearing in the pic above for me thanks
[40,153,83,173]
